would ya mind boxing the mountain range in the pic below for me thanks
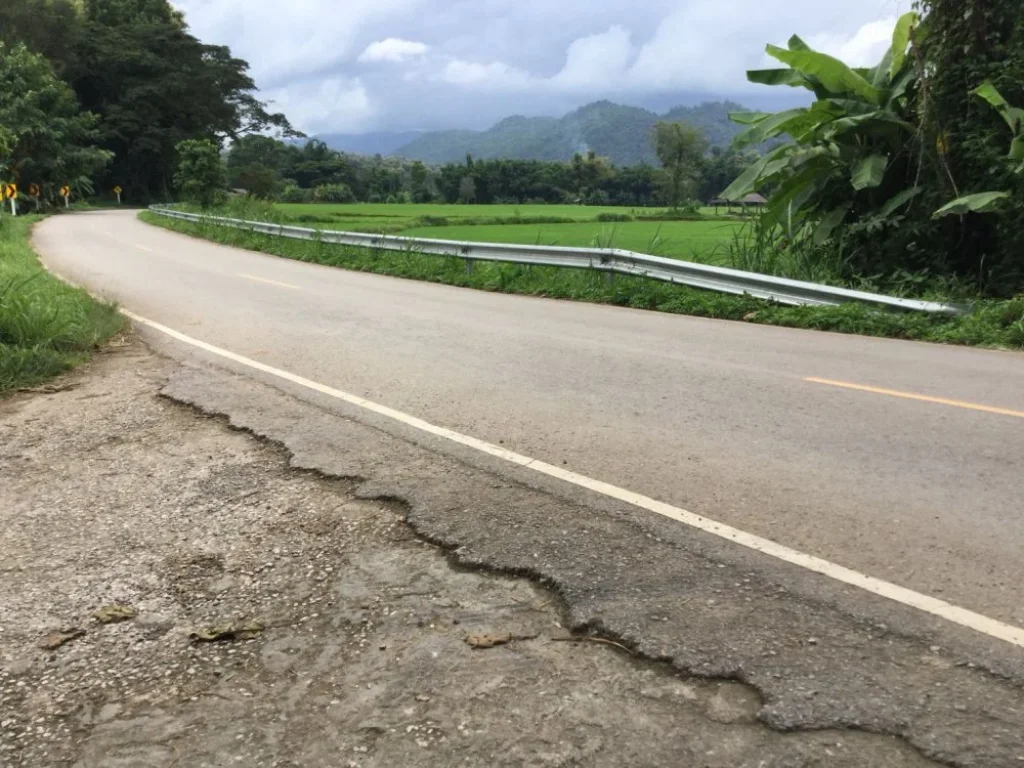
[316,100,751,167]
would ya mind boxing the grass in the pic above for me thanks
[140,210,1024,350]
[214,199,741,262]
[0,215,125,393]
[398,221,740,261]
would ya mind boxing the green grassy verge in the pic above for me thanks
[139,211,1024,350]
[0,215,125,393]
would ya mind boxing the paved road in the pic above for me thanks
[35,211,1024,627]
[31,210,1024,765]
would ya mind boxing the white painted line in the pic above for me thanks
[123,308,1024,649]
[136,243,153,253]
[238,273,301,291]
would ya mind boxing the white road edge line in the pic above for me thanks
[123,307,1024,649]
[136,244,153,253]
[238,273,301,291]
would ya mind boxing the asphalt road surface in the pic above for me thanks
[30,210,1024,766]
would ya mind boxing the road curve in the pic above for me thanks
[34,210,1024,633]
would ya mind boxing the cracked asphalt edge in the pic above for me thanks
[155,354,1024,768]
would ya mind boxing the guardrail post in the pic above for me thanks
[465,259,474,276]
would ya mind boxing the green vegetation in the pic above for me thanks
[175,139,228,209]
[1,0,299,204]
[141,210,1024,350]
[724,4,1024,298]
[0,42,111,203]
[397,221,738,262]
[196,198,742,261]
[653,122,709,209]
[0,216,124,392]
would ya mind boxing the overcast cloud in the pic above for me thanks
[172,0,910,135]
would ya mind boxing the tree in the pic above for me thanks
[0,42,111,201]
[458,176,477,203]
[653,122,708,208]
[409,160,431,203]
[174,138,226,208]
[917,0,1024,292]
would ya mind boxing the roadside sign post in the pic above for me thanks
[29,183,40,211]
[60,185,70,209]
[5,183,17,216]
[114,185,122,205]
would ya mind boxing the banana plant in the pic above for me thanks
[933,82,1022,218]
[722,12,922,244]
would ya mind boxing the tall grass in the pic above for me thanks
[142,211,1024,350]
[0,216,125,392]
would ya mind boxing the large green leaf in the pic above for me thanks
[767,45,883,105]
[813,204,851,244]
[787,35,811,52]
[851,154,888,190]
[720,148,790,200]
[729,112,772,125]
[746,68,807,88]
[733,108,808,146]
[889,13,918,80]
[1011,136,1024,161]
[871,50,893,89]
[933,191,1010,218]
[973,82,1024,133]
[878,186,922,217]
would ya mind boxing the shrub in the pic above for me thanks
[312,184,356,204]
[279,185,312,204]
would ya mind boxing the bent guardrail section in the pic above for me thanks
[147,206,964,315]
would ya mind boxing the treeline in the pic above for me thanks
[0,0,298,203]
[228,136,757,208]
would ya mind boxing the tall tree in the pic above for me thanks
[653,122,708,209]
[0,42,111,200]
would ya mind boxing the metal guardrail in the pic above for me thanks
[148,206,964,315]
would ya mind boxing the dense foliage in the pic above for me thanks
[0,0,299,202]
[0,42,111,201]
[394,101,750,166]
[724,3,1024,296]
[226,136,754,208]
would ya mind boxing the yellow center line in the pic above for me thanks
[238,273,301,291]
[805,377,1024,419]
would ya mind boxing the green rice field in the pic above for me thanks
[271,203,744,262]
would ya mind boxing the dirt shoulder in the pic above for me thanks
[0,341,943,767]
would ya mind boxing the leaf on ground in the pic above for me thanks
[189,622,265,644]
[38,628,86,650]
[93,604,137,624]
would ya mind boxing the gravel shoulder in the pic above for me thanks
[0,340,1002,767]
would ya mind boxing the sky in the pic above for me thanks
[171,0,910,136]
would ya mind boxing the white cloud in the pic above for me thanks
[171,0,424,85]
[172,0,910,133]
[551,25,634,90]
[262,76,375,134]
[440,59,532,88]
[359,38,430,63]
[809,18,896,68]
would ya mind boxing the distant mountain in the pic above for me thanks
[316,131,424,156]
[392,100,750,166]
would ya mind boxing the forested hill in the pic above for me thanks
[391,101,748,166]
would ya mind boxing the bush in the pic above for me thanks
[312,184,356,204]
[279,185,312,204]
[596,212,634,222]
